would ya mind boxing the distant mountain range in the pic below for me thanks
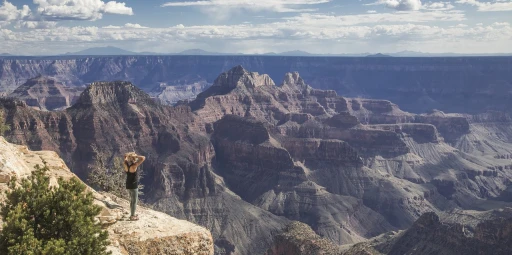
[63,46,136,56]
[62,46,229,56]
[7,46,512,57]
[366,53,393,58]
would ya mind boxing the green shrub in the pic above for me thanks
[0,163,111,255]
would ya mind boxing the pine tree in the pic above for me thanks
[0,163,111,255]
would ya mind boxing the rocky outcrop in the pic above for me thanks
[265,222,343,255]
[348,99,414,125]
[0,136,215,255]
[371,210,512,255]
[0,98,75,156]
[156,81,210,105]
[102,193,214,255]
[8,76,83,111]
[367,124,441,144]
[415,111,470,143]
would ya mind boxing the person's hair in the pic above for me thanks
[124,152,138,165]
[124,152,137,158]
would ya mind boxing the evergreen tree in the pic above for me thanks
[0,163,111,255]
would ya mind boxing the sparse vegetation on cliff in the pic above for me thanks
[0,110,9,135]
[87,144,145,200]
[0,163,110,255]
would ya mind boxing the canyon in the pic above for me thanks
[1,62,512,254]
[1,56,511,114]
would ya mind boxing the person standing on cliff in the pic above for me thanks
[123,152,146,221]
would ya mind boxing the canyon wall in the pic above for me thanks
[1,56,511,114]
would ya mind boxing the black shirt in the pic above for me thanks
[125,164,138,189]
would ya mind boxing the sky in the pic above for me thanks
[0,0,511,55]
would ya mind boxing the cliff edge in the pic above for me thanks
[0,136,214,255]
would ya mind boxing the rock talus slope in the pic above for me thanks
[0,136,214,255]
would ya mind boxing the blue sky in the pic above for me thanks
[0,0,511,55]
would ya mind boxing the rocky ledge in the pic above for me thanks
[0,136,214,255]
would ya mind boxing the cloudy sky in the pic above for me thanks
[0,0,511,55]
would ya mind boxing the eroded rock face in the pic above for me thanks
[212,115,395,244]
[370,209,512,255]
[265,222,343,255]
[1,56,512,116]
[156,81,210,105]
[8,76,83,111]
[0,136,214,255]
[1,82,288,255]
[191,66,512,232]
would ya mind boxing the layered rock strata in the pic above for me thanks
[1,81,288,255]
[1,56,512,115]
[8,75,83,111]
[371,209,512,255]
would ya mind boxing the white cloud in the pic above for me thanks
[15,20,57,29]
[1,0,133,29]
[162,0,331,12]
[456,0,512,11]
[102,25,121,29]
[368,0,423,11]
[124,23,148,29]
[0,1,510,54]
[1,10,510,55]
[423,2,455,10]
[493,21,510,26]
[33,0,133,20]
[103,23,148,29]
[0,1,31,27]
[285,11,465,26]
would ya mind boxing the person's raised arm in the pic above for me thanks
[133,155,146,168]
[123,159,129,172]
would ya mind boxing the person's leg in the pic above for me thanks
[129,189,138,217]
[133,188,138,216]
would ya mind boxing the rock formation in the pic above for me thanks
[0,136,214,255]
[1,56,511,115]
[2,65,512,254]
[351,208,512,255]
[1,81,288,255]
[8,75,83,111]
[265,222,343,255]
[156,81,210,105]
